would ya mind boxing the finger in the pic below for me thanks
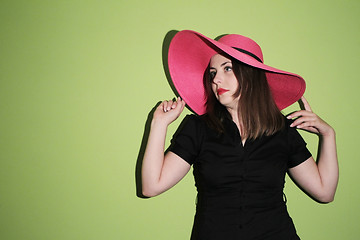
[172,97,181,111]
[162,100,168,112]
[169,97,183,110]
[180,98,186,110]
[296,125,319,134]
[177,96,184,106]
[163,100,172,112]
[161,101,167,112]
[170,97,184,115]
[290,116,317,127]
[301,96,312,112]
[166,100,174,112]
[171,98,178,109]
[294,121,320,133]
[287,110,315,119]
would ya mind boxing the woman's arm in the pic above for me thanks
[287,97,338,203]
[141,97,191,197]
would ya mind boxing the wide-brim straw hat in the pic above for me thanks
[167,30,306,115]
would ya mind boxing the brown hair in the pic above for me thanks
[203,54,284,140]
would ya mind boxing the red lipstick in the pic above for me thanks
[217,88,229,95]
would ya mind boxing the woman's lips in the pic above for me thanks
[217,88,229,95]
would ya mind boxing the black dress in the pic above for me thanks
[168,114,312,240]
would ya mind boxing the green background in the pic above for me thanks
[1,0,359,239]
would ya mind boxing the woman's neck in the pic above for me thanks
[228,108,243,133]
[227,107,246,145]
[227,107,239,123]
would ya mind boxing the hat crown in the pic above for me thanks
[218,34,264,62]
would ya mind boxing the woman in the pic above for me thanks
[141,30,338,239]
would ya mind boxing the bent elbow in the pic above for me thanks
[142,188,160,198]
[142,190,154,198]
[321,196,335,203]
[316,193,335,203]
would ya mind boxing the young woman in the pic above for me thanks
[141,30,338,239]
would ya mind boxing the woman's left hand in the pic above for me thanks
[287,96,334,137]
[287,96,338,203]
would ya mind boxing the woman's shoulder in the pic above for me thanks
[284,117,294,128]
[281,116,307,142]
[270,116,297,139]
[182,113,206,123]
[176,114,207,135]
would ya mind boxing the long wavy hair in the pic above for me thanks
[203,54,285,140]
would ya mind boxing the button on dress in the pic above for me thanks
[168,114,312,240]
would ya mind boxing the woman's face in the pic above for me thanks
[209,54,240,110]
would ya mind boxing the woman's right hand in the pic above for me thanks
[153,97,186,126]
[142,97,189,197]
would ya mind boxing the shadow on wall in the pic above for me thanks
[162,30,180,100]
[135,30,179,198]
[135,103,158,198]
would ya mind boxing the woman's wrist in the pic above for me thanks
[320,125,335,138]
[151,117,170,129]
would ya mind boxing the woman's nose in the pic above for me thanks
[213,73,222,84]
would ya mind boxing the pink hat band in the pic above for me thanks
[167,30,306,115]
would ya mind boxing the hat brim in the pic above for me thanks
[168,30,305,115]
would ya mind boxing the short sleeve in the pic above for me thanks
[167,114,202,165]
[287,120,312,168]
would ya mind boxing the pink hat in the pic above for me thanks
[167,30,306,115]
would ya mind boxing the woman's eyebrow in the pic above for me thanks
[221,61,231,66]
[210,61,231,69]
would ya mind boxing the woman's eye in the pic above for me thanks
[224,66,232,72]
[209,71,216,79]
